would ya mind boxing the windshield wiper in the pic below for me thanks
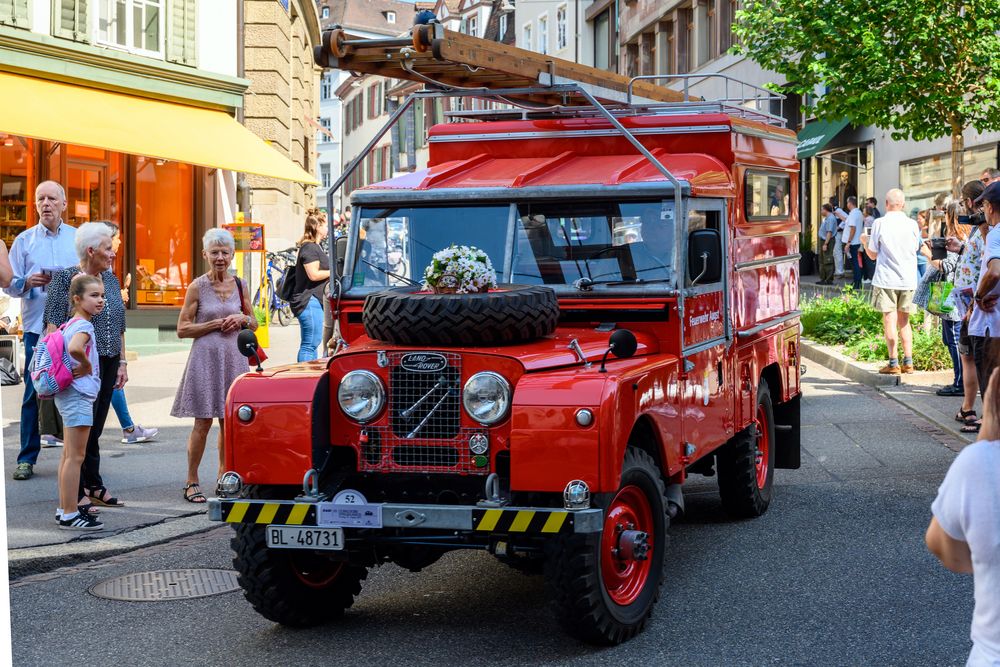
[360,258,421,286]
[574,276,674,291]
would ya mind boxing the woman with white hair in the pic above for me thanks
[171,228,256,503]
[43,221,128,514]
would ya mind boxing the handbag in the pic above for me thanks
[927,279,955,315]
[235,277,268,366]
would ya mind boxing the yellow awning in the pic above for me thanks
[0,71,319,185]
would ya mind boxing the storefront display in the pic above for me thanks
[900,144,998,214]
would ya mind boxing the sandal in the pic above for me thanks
[84,485,125,507]
[961,420,981,434]
[77,498,100,515]
[955,409,978,424]
[183,483,207,504]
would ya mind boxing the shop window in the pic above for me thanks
[96,0,166,58]
[134,158,194,307]
[0,135,35,249]
[900,145,998,214]
[745,170,791,220]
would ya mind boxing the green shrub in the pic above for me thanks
[802,288,950,371]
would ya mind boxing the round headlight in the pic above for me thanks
[338,370,385,423]
[463,372,511,425]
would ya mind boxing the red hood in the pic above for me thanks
[337,327,660,372]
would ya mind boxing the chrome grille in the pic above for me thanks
[388,352,461,439]
[355,352,487,474]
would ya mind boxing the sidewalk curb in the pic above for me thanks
[875,386,972,445]
[800,339,954,388]
[8,511,216,579]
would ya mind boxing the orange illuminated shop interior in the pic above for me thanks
[0,136,195,307]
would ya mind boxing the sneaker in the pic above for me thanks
[12,462,33,480]
[55,505,100,522]
[121,424,158,444]
[40,434,63,448]
[936,385,964,396]
[878,364,902,375]
[57,511,103,531]
[900,364,915,374]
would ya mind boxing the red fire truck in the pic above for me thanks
[209,26,801,644]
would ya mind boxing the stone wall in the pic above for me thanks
[243,0,321,247]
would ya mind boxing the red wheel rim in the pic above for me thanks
[754,404,770,489]
[291,555,343,589]
[600,484,654,606]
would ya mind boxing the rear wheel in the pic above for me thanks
[276,301,293,326]
[544,448,668,644]
[717,378,775,518]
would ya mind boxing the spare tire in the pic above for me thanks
[362,284,559,346]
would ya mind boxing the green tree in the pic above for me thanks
[734,0,1000,196]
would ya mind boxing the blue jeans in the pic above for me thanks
[111,388,133,430]
[849,244,863,290]
[942,319,963,388]
[917,254,928,280]
[18,332,40,465]
[296,296,324,362]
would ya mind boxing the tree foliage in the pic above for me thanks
[733,0,1000,144]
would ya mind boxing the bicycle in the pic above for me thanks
[254,248,296,326]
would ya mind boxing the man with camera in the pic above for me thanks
[842,196,864,290]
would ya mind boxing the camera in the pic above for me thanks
[958,211,986,226]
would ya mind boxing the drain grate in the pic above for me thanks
[89,569,240,601]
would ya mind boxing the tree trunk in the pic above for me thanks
[951,120,964,200]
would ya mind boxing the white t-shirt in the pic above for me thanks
[841,207,863,244]
[61,317,100,399]
[969,223,1000,337]
[868,211,922,290]
[931,439,1000,665]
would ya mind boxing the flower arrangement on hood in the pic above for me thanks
[423,244,498,294]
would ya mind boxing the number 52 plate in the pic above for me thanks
[266,525,344,551]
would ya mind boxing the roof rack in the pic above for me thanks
[317,24,785,127]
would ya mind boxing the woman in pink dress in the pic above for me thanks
[171,229,256,503]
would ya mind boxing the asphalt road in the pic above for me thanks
[9,363,975,666]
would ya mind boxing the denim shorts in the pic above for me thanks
[53,386,95,428]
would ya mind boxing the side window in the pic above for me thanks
[744,171,791,221]
[686,209,722,287]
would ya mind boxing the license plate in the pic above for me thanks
[266,525,344,551]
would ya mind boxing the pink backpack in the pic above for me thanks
[29,318,83,398]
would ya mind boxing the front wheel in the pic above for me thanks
[231,514,367,626]
[717,378,776,518]
[544,448,668,645]
[276,301,293,326]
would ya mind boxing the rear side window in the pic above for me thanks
[745,171,791,221]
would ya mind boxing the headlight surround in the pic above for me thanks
[462,372,511,425]
[338,370,385,423]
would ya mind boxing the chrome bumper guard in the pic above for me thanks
[207,498,603,534]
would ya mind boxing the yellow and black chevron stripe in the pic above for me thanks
[472,508,573,534]
[221,501,318,526]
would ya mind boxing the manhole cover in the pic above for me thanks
[89,569,240,601]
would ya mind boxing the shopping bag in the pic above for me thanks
[927,280,955,315]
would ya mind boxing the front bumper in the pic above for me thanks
[207,498,603,534]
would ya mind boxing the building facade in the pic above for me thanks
[242,0,322,250]
[0,0,311,353]
[513,0,1000,255]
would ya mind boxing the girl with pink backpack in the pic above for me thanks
[52,274,105,531]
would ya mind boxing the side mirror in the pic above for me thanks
[688,228,722,285]
[237,329,263,371]
[599,329,638,372]
[335,236,349,277]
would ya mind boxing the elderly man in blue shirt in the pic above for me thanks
[4,180,78,481]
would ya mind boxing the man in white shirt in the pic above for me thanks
[861,188,922,375]
[830,197,848,277]
[842,196,863,290]
[3,181,77,481]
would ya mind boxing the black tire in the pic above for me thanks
[544,448,669,645]
[362,284,559,346]
[230,486,367,627]
[717,378,776,518]
[276,302,293,327]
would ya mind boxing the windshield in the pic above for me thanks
[351,200,675,290]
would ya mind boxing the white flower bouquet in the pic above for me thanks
[423,244,498,294]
